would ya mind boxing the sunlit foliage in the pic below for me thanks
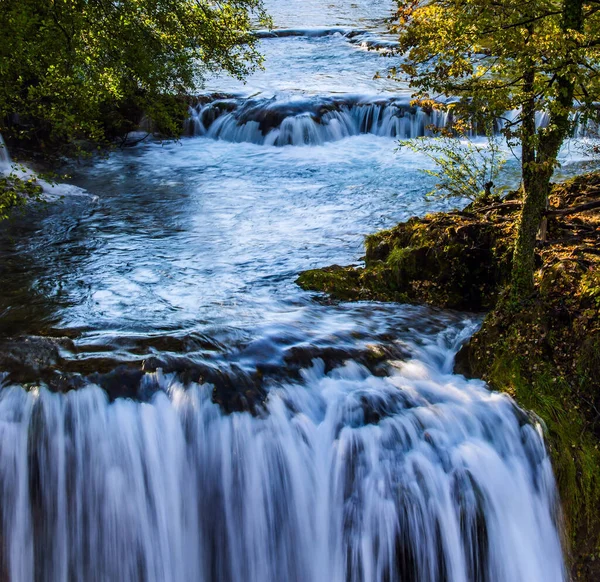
[393,0,600,293]
[0,173,42,220]
[0,0,269,153]
[399,132,507,202]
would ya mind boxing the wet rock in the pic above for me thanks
[453,343,475,378]
[368,240,391,262]
[86,367,146,402]
[0,336,75,383]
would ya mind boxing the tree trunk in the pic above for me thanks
[510,66,541,297]
[511,167,553,296]
[510,0,583,298]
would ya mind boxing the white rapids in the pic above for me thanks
[0,325,565,582]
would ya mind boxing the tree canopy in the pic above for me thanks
[393,0,600,294]
[0,0,269,153]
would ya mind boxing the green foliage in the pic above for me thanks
[392,0,600,294]
[0,172,43,220]
[399,133,507,202]
[0,0,270,154]
[392,0,600,138]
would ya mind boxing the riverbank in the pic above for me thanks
[298,171,600,580]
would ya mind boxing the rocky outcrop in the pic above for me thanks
[298,197,518,310]
[0,336,74,382]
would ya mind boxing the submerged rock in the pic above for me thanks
[0,335,75,383]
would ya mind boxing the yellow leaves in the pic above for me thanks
[392,0,600,147]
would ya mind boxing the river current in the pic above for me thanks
[0,0,569,580]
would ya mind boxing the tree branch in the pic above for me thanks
[547,199,600,216]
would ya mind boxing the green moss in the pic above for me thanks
[459,260,600,577]
[296,266,363,301]
[387,246,419,286]
[489,353,600,543]
[300,207,516,310]
[577,337,600,386]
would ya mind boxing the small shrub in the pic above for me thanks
[399,132,507,203]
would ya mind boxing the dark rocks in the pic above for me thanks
[453,342,475,378]
[0,336,75,383]
[86,367,147,402]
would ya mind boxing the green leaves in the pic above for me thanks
[0,0,270,154]
[399,133,508,202]
[0,172,43,221]
[393,0,600,149]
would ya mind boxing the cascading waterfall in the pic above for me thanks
[0,324,565,582]
[187,96,598,147]
[186,97,452,145]
[0,1,578,579]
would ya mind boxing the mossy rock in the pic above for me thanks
[296,265,365,301]
[299,208,515,310]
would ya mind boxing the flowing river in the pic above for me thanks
[0,1,568,581]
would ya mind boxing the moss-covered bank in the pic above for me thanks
[298,172,600,580]
[298,195,518,310]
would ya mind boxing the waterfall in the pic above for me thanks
[187,96,596,147]
[0,325,565,582]
[186,96,452,146]
[0,133,11,170]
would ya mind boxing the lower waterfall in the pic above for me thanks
[0,324,565,582]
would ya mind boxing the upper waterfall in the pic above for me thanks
[186,95,453,145]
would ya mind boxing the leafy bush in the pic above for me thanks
[0,172,42,220]
[0,0,270,154]
[399,133,507,202]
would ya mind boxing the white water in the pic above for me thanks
[189,96,598,147]
[0,324,564,582]
[187,98,452,145]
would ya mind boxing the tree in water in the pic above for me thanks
[0,0,269,154]
[392,0,600,296]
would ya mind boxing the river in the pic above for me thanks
[0,0,567,580]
